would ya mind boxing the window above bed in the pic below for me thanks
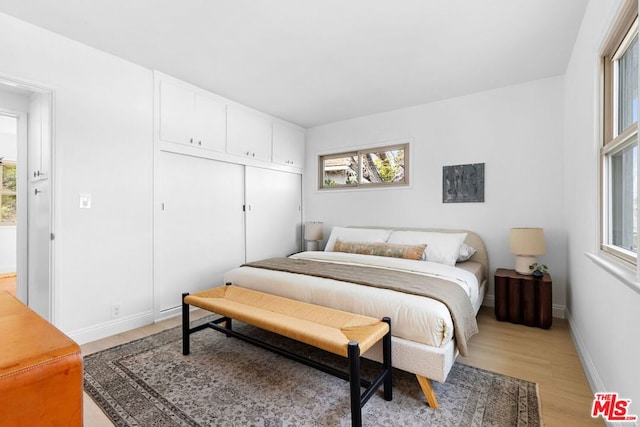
[318,143,409,190]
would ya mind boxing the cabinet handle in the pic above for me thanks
[245,151,250,156]
[189,138,194,144]
[198,140,202,146]
[252,152,255,157]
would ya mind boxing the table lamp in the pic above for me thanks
[509,228,545,275]
[304,222,324,251]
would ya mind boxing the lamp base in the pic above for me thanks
[514,255,537,275]
[305,240,319,251]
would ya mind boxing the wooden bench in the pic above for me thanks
[182,285,392,427]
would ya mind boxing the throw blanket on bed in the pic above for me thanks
[242,257,479,356]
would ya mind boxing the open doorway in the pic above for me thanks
[0,114,17,295]
[0,79,54,322]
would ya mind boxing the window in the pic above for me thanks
[602,6,639,264]
[0,160,16,225]
[319,143,409,189]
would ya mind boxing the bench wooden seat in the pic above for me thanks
[182,285,392,427]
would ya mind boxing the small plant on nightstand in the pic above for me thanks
[529,263,548,278]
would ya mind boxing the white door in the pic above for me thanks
[194,93,226,152]
[156,152,245,312]
[245,167,302,262]
[27,93,52,320]
[226,106,272,162]
[272,122,305,168]
[159,80,193,145]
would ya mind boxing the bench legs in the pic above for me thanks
[348,343,362,427]
[347,320,392,427]
[182,295,392,427]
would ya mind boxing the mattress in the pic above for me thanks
[223,251,483,349]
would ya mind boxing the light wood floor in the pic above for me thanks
[0,273,16,296]
[81,306,602,427]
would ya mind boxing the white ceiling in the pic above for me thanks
[0,0,588,128]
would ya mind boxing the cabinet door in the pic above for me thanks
[159,80,194,145]
[272,122,305,168]
[227,107,272,162]
[245,167,302,262]
[194,93,226,152]
[156,152,245,312]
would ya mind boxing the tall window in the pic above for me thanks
[319,143,409,190]
[0,160,16,225]
[602,7,639,264]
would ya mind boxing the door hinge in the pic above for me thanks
[50,233,55,241]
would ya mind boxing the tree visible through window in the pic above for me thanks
[319,143,408,189]
[0,160,17,225]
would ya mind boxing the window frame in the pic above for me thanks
[318,142,410,190]
[0,160,17,226]
[601,5,639,265]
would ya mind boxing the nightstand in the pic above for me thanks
[494,268,552,329]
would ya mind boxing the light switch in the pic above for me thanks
[80,193,91,209]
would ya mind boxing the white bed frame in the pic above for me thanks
[228,226,489,408]
[347,227,489,408]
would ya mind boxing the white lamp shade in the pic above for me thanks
[509,228,545,255]
[304,222,324,241]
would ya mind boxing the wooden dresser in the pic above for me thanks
[0,291,83,425]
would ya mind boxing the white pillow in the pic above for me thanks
[457,243,477,262]
[324,227,393,252]
[387,231,467,266]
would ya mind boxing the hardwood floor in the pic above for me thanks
[0,273,16,296]
[81,306,602,426]
[464,307,602,427]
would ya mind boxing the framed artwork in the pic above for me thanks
[442,163,485,203]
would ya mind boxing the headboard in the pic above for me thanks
[352,226,489,277]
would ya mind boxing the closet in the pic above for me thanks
[153,73,305,315]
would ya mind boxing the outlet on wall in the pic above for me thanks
[111,302,122,318]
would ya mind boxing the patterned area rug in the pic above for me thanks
[84,318,542,426]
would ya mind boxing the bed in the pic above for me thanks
[223,226,488,407]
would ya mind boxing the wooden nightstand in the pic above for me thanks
[494,268,552,329]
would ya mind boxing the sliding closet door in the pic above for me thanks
[245,167,302,262]
[156,152,245,312]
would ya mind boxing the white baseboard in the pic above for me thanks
[565,308,604,393]
[0,266,16,275]
[68,311,154,345]
[564,309,636,427]
[481,295,566,319]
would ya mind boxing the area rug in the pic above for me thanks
[84,318,542,426]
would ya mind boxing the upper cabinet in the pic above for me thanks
[159,80,226,152]
[272,122,305,168]
[155,72,305,171]
[226,106,272,163]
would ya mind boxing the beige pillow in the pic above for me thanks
[333,239,426,260]
[387,231,467,266]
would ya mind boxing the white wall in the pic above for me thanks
[305,77,567,312]
[0,13,154,341]
[564,0,640,414]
